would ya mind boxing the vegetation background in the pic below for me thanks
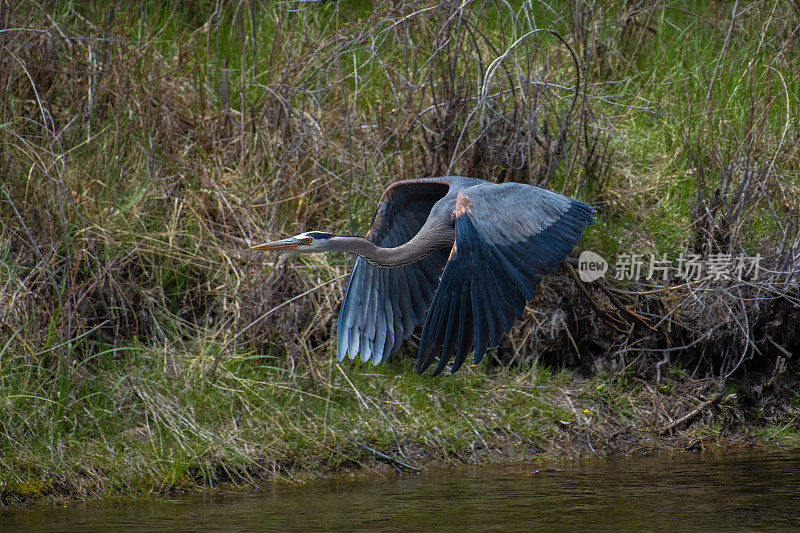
[1,0,798,502]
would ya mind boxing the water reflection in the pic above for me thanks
[5,451,800,532]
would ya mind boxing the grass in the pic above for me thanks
[1,0,799,503]
[1,349,577,499]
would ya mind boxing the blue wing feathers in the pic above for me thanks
[451,288,474,373]
[483,263,521,347]
[382,268,399,362]
[337,270,354,359]
[388,272,405,358]
[374,281,391,363]
[416,193,594,374]
[337,180,454,364]
[348,317,361,358]
[431,294,458,375]
[394,267,417,334]
[447,291,465,358]
[417,290,449,371]
[471,282,489,365]
[444,293,464,364]
[489,245,541,300]
[464,217,521,347]
[433,293,460,375]
[350,263,368,359]
[338,258,367,360]
[362,260,380,362]
[480,270,505,347]
[365,269,380,362]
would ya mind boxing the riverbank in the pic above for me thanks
[3,354,798,505]
[1,0,798,505]
[6,450,800,530]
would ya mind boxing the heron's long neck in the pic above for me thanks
[329,233,453,268]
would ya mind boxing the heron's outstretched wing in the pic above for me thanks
[337,178,453,364]
[416,182,595,375]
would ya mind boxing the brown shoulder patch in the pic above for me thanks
[453,192,472,218]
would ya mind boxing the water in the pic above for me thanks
[4,451,800,532]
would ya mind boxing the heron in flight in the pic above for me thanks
[252,176,594,375]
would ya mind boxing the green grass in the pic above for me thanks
[0,341,587,499]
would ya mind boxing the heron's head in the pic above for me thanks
[251,231,335,253]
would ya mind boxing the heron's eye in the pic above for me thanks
[303,237,313,245]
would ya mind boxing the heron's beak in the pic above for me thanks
[250,237,300,252]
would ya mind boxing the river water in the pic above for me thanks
[4,450,800,531]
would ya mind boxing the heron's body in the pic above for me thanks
[252,176,594,375]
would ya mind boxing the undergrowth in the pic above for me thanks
[1,0,798,502]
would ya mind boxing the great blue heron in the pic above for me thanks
[252,176,595,375]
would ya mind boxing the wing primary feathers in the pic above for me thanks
[341,260,368,360]
[346,261,371,361]
[415,261,438,315]
[450,285,474,373]
[362,263,379,357]
[360,262,382,362]
[471,282,488,364]
[478,277,504,351]
[413,260,437,297]
[480,264,504,347]
[433,292,460,376]
[488,244,541,300]
[417,291,447,373]
[393,267,415,335]
[443,290,464,360]
[486,266,526,346]
[348,311,362,360]
[337,263,361,360]
[402,267,424,332]
[372,268,388,363]
[387,271,406,359]
[371,269,389,363]
[417,244,469,374]
[417,260,458,374]
[474,244,517,348]
[379,269,397,363]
